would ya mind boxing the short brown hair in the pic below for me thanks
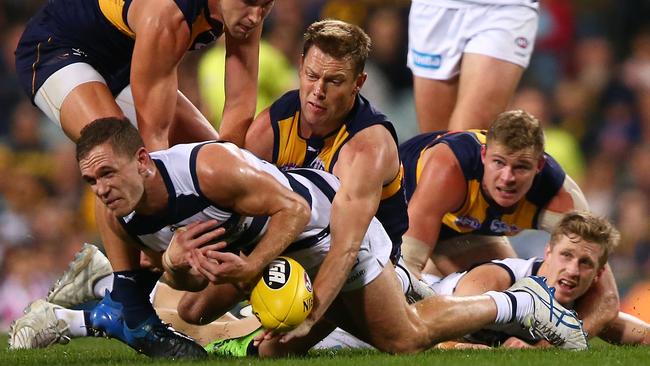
[549,211,620,267]
[302,19,371,75]
[76,117,144,162]
[486,110,545,156]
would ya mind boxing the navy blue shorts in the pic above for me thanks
[15,5,133,102]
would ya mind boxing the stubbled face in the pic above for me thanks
[214,0,274,39]
[480,143,543,209]
[299,46,364,129]
[79,144,145,217]
[542,234,605,306]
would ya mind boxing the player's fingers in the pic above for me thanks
[185,219,220,237]
[205,249,237,262]
[194,226,226,246]
[199,242,228,254]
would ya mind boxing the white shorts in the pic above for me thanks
[286,219,391,292]
[33,62,137,127]
[407,0,538,80]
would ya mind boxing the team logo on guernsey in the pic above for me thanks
[308,158,325,171]
[515,37,529,49]
[455,216,481,230]
[489,219,520,235]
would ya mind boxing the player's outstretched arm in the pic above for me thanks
[403,144,466,276]
[280,126,398,342]
[218,26,263,147]
[128,0,190,151]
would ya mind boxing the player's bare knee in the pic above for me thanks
[176,295,209,325]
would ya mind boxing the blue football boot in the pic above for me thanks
[89,291,206,358]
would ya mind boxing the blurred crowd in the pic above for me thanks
[1,0,650,331]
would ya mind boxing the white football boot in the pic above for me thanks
[509,276,588,350]
[47,243,112,308]
[8,300,71,349]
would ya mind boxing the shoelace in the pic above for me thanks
[35,321,71,346]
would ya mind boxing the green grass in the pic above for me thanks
[1,335,649,366]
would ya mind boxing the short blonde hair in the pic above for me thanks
[302,19,371,75]
[549,211,620,267]
[486,110,545,157]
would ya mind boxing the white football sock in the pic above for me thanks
[54,308,88,337]
[486,290,534,324]
[393,264,411,294]
[93,274,114,298]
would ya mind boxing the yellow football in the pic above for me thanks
[250,256,313,332]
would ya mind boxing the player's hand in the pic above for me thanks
[278,317,316,343]
[165,220,224,271]
[252,329,274,347]
[502,337,534,349]
[190,244,257,284]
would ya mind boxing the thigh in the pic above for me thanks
[450,53,525,130]
[413,76,457,133]
[338,264,427,353]
[450,5,537,130]
[433,235,516,274]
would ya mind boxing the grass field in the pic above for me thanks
[1,335,649,366]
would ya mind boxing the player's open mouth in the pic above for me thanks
[558,279,576,290]
[496,187,516,196]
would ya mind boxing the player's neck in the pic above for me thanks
[135,170,169,215]
[299,117,341,139]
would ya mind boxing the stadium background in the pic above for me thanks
[1,0,650,333]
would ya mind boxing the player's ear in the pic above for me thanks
[480,145,487,163]
[543,244,552,260]
[355,72,367,93]
[537,154,546,173]
[136,148,152,175]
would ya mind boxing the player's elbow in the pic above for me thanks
[290,196,311,228]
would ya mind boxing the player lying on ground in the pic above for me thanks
[9,118,588,355]
[400,110,620,339]
[202,212,649,351]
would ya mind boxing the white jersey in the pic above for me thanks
[414,0,538,9]
[118,141,337,254]
[429,257,544,345]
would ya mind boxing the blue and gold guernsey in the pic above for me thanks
[15,0,222,99]
[400,130,566,240]
[268,90,408,261]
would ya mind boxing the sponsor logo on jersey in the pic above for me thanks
[265,258,290,289]
[489,219,520,235]
[455,215,481,230]
[411,49,442,69]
